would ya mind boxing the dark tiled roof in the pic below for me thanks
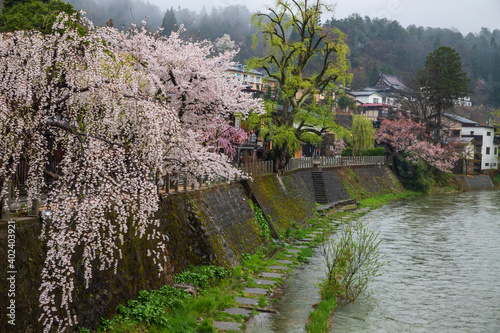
[380,73,405,88]
[369,72,410,93]
[443,113,479,126]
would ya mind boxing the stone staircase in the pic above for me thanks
[312,168,328,204]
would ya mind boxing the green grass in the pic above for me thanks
[95,240,300,333]
[305,284,337,333]
[359,190,420,208]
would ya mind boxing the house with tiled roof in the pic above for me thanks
[347,91,384,104]
[443,113,499,171]
[364,72,412,106]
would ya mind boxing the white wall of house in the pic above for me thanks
[462,126,499,170]
[352,92,384,104]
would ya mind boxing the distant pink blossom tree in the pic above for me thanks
[0,13,262,332]
[376,114,458,172]
[333,137,346,156]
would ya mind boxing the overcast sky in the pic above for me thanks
[150,0,500,35]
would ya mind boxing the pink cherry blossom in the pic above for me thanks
[0,12,263,332]
[376,114,458,172]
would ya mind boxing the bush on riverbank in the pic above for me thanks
[91,240,315,332]
[321,220,385,303]
[307,210,388,333]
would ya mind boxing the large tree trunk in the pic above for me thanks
[274,146,289,176]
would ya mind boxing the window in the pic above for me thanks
[487,131,491,136]
[495,147,498,155]
[486,147,490,154]
[485,163,490,166]
[373,98,379,103]
[470,131,474,135]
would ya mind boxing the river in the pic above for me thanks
[247,190,500,333]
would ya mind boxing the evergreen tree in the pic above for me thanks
[419,46,471,142]
[161,6,177,36]
[0,0,76,33]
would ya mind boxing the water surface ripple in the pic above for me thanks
[246,190,500,332]
[332,190,500,333]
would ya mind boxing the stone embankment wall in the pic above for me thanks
[462,175,494,190]
[0,165,403,332]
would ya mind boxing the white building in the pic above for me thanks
[461,125,499,170]
[443,113,499,171]
[455,96,472,106]
[225,64,264,92]
[347,91,385,104]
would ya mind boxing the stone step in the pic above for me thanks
[287,249,300,254]
[268,265,289,270]
[276,259,293,265]
[254,279,276,285]
[224,308,252,317]
[243,287,268,295]
[260,272,284,278]
[235,297,259,306]
[213,321,242,331]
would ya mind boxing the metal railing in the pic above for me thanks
[239,155,387,177]
[2,155,388,218]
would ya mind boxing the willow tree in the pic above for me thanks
[350,115,375,155]
[250,0,351,175]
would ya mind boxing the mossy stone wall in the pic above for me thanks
[246,169,317,234]
[0,165,402,331]
[333,166,404,200]
[160,182,264,273]
[322,168,350,203]
[0,216,169,333]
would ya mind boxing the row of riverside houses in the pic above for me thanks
[224,65,498,172]
[340,72,410,127]
[334,72,499,173]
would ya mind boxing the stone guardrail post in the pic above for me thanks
[1,180,12,221]
[175,173,180,193]
[29,198,39,216]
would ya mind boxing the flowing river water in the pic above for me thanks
[246,190,500,333]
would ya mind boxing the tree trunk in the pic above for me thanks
[274,146,289,176]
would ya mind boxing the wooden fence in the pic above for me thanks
[2,155,388,219]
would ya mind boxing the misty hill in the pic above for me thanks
[325,14,500,107]
[64,0,500,108]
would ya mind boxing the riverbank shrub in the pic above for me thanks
[321,220,386,303]
[174,266,229,291]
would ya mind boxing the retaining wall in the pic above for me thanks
[0,165,403,331]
